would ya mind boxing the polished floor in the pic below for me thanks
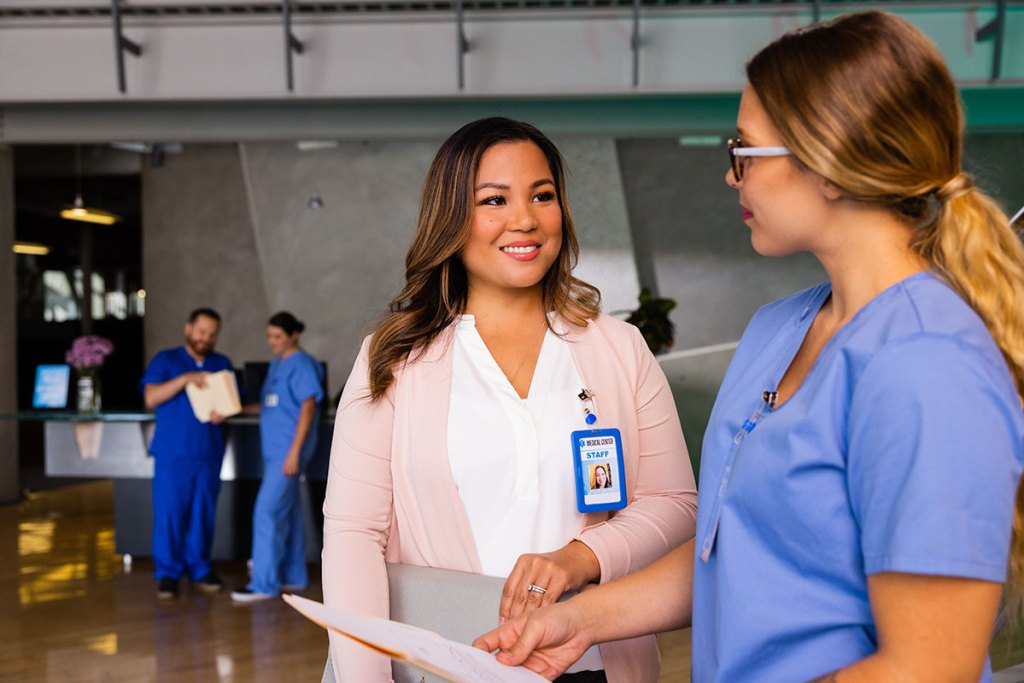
[0,480,329,682]
[0,480,693,682]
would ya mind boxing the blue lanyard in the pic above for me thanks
[698,297,822,563]
[698,393,775,562]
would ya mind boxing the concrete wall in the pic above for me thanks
[142,144,269,366]
[0,146,18,503]
[617,133,1024,350]
[616,133,1024,470]
[617,138,826,349]
[552,137,639,317]
[142,137,640,397]
[238,139,432,394]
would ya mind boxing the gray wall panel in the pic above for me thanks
[554,137,640,316]
[142,144,269,366]
[239,139,432,393]
[616,137,826,351]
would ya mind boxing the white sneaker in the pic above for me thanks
[230,588,276,604]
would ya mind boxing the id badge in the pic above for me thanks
[264,393,279,408]
[571,427,627,513]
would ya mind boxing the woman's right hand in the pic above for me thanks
[473,601,592,681]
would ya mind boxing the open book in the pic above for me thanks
[184,369,241,423]
[283,595,545,683]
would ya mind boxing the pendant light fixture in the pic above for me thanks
[60,146,120,226]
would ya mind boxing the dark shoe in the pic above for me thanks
[230,587,276,604]
[157,577,180,600]
[194,572,223,593]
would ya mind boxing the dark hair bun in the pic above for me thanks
[268,311,305,336]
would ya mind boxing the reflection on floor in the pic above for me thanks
[0,480,693,682]
[0,480,329,682]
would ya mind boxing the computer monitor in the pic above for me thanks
[243,362,270,405]
[33,364,71,409]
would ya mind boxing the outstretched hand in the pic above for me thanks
[473,601,593,681]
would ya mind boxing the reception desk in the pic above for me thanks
[6,411,333,562]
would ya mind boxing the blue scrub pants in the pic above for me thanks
[152,456,222,581]
[248,457,308,594]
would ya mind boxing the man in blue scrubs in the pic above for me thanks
[141,307,234,599]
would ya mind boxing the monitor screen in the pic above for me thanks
[33,364,71,409]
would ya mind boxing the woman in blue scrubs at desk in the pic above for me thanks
[476,11,1024,681]
[232,312,324,603]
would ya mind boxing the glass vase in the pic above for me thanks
[76,367,102,414]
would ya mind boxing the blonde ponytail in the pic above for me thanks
[913,181,1024,397]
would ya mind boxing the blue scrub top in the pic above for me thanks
[260,349,324,462]
[140,346,234,460]
[692,272,1024,683]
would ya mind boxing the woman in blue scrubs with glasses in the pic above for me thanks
[232,312,324,603]
[476,11,1024,681]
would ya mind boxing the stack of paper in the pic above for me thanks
[184,369,241,423]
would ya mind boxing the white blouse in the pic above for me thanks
[448,315,604,673]
[448,314,588,576]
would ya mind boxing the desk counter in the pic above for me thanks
[3,411,336,561]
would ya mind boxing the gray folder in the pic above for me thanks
[387,562,506,683]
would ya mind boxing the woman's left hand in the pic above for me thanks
[500,541,600,624]
[282,453,300,477]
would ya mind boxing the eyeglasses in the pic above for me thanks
[727,138,792,182]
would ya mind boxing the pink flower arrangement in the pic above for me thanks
[65,335,115,369]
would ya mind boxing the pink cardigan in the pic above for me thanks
[322,313,698,682]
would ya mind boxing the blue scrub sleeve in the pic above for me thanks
[288,356,324,405]
[848,333,1022,583]
[140,351,171,392]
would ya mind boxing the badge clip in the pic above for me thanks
[578,388,597,425]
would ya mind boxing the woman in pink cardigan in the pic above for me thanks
[322,117,697,682]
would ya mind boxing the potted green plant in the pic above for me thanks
[625,287,677,355]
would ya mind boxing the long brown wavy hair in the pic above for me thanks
[367,117,601,402]
[748,10,1024,604]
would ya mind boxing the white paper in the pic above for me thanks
[283,595,546,683]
